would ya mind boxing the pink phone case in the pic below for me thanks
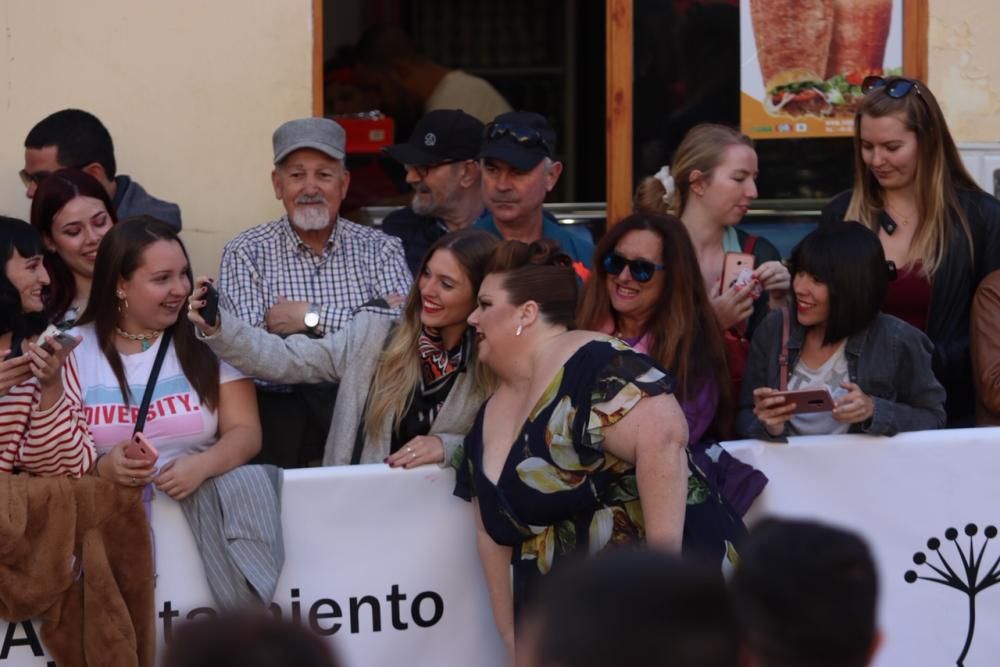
[772,389,835,414]
[124,434,158,462]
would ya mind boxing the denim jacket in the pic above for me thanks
[736,310,947,439]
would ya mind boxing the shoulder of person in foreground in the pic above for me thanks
[972,270,1000,416]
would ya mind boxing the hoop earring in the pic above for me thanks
[515,324,523,337]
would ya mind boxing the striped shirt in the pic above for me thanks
[218,215,412,336]
[0,353,96,477]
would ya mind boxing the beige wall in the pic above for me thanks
[929,0,1000,142]
[0,0,314,276]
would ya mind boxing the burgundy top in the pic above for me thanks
[884,262,932,331]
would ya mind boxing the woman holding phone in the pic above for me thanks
[820,76,1000,427]
[0,216,94,477]
[188,229,499,468]
[737,223,946,438]
[30,168,117,327]
[634,124,789,393]
[74,217,260,497]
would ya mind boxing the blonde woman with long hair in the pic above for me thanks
[821,76,1000,427]
[189,229,499,468]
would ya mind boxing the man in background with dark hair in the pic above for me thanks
[730,518,881,667]
[21,108,182,229]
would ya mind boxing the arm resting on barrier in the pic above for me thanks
[154,378,262,500]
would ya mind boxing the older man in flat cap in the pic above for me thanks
[218,117,411,467]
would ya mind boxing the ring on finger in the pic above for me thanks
[411,452,417,460]
[405,446,413,454]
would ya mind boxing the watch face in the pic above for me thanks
[304,312,320,328]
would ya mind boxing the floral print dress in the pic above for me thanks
[455,338,745,612]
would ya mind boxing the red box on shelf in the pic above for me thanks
[333,114,395,154]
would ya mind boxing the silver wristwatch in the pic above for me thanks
[303,303,321,332]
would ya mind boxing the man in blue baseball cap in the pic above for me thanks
[381,109,486,274]
[474,111,594,279]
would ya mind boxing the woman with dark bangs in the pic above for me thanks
[30,168,118,328]
[821,76,1000,427]
[0,216,94,477]
[738,223,946,439]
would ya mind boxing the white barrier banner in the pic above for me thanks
[728,428,1000,667]
[0,465,505,667]
[4,429,1000,666]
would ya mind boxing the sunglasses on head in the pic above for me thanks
[602,252,665,283]
[484,122,554,155]
[861,76,921,99]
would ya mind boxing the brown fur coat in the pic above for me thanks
[0,473,154,666]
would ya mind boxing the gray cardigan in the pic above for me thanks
[202,309,484,466]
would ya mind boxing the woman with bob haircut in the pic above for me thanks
[738,222,946,439]
[30,168,118,327]
[189,229,500,468]
[0,216,94,477]
[577,212,732,443]
[821,76,1000,427]
[457,239,745,657]
[74,217,260,497]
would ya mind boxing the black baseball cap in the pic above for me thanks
[383,109,484,166]
[478,111,557,171]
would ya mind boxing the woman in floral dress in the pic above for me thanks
[456,240,744,657]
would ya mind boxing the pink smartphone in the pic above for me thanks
[720,252,756,294]
[124,433,159,463]
[772,388,835,414]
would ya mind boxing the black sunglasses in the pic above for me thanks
[602,252,665,283]
[484,122,554,156]
[861,76,921,99]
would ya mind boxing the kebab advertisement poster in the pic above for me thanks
[740,0,904,139]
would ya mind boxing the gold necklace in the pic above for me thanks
[115,326,163,352]
[885,203,917,226]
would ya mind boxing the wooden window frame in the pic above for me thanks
[603,0,928,226]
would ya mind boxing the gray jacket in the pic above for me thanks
[737,311,947,439]
[202,309,484,466]
[112,175,182,230]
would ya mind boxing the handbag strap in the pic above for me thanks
[778,306,790,391]
[132,328,173,436]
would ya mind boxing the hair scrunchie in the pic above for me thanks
[653,166,675,205]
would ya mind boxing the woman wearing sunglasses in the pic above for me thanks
[820,76,1000,427]
[634,124,790,395]
[578,213,733,446]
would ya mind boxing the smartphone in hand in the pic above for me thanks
[720,252,756,294]
[124,432,159,463]
[200,283,220,327]
[771,388,835,414]
[38,324,78,354]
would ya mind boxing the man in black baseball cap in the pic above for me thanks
[381,109,486,274]
[474,111,594,278]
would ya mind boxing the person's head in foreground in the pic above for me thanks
[518,549,739,667]
[162,611,341,667]
[730,518,880,667]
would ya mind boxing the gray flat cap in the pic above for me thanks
[272,117,346,163]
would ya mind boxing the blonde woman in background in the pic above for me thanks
[821,76,1000,427]
[635,124,790,393]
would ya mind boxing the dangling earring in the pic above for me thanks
[117,290,128,313]
[515,324,523,336]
